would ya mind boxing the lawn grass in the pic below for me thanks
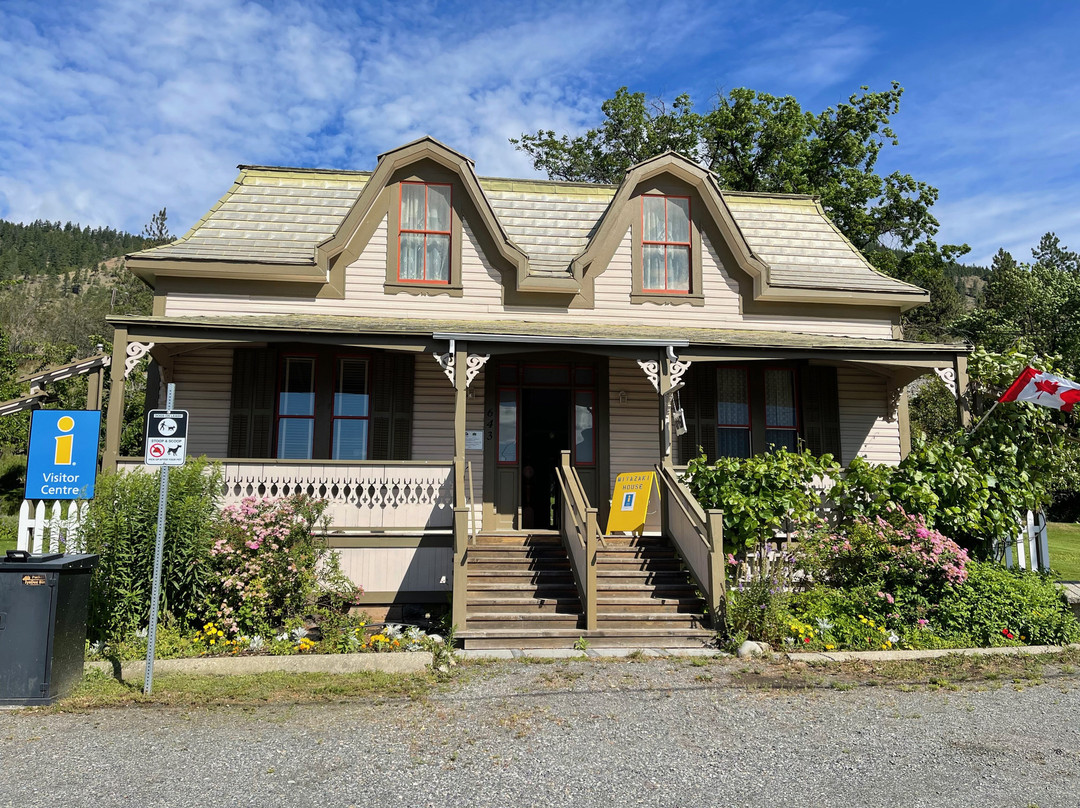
[48,668,438,712]
[1048,522,1080,580]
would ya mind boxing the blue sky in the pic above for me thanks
[1,0,1077,266]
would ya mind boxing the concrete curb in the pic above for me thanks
[787,643,1080,664]
[86,651,433,678]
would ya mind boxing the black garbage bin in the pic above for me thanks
[0,550,98,706]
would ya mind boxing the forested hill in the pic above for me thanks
[0,219,153,280]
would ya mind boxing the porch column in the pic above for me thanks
[452,341,469,632]
[101,326,128,472]
[657,348,673,465]
[954,354,971,427]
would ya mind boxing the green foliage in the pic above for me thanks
[81,461,222,641]
[725,574,792,649]
[514,82,939,252]
[908,376,958,442]
[953,237,1080,376]
[683,447,840,551]
[935,562,1080,647]
[834,345,1077,549]
[874,241,969,341]
[0,218,152,282]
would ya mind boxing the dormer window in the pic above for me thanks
[642,194,690,293]
[399,182,451,283]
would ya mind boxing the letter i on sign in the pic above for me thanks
[54,415,75,465]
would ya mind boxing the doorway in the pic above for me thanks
[485,357,606,532]
[520,388,571,529]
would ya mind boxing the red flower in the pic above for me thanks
[1002,629,1014,639]
[803,637,810,643]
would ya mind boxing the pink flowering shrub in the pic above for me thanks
[798,508,969,625]
[206,495,356,636]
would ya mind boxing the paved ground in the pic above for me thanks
[3,657,1080,807]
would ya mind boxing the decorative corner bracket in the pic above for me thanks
[433,350,455,385]
[665,345,691,393]
[124,342,155,378]
[637,359,660,393]
[464,354,490,389]
[934,367,958,398]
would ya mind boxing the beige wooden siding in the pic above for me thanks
[336,547,453,593]
[837,367,901,466]
[608,358,662,532]
[169,346,233,457]
[165,221,895,340]
[411,357,455,461]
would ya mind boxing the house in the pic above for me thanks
[103,137,968,648]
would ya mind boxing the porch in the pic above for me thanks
[102,312,970,645]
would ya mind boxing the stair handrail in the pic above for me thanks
[655,462,726,622]
[556,450,598,631]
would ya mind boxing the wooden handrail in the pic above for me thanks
[656,463,726,625]
[557,450,598,631]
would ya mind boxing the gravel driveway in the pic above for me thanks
[2,657,1079,807]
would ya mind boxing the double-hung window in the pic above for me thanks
[275,354,371,460]
[332,357,370,460]
[642,194,691,293]
[277,356,317,459]
[399,182,451,284]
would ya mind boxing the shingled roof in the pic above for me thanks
[131,160,921,298]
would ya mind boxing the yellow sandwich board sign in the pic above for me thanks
[605,471,659,535]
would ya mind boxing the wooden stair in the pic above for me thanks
[459,532,713,651]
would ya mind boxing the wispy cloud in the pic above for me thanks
[1,0,1078,269]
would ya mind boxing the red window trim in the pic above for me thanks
[641,194,692,294]
[274,353,318,459]
[331,353,371,460]
[398,181,452,285]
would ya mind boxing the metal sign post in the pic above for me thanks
[144,384,188,695]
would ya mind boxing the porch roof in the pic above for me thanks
[111,313,968,363]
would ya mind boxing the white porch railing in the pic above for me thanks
[17,500,88,553]
[116,459,454,531]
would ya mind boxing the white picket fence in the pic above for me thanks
[998,510,1051,572]
[16,500,88,553]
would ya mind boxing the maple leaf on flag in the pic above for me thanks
[1034,378,1061,398]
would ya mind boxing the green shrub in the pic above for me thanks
[683,447,840,553]
[82,460,221,641]
[936,562,1080,647]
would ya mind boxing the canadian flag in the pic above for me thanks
[999,367,1080,412]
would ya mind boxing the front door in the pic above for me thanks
[485,358,604,531]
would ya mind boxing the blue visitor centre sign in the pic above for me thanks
[24,410,102,500]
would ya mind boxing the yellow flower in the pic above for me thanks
[825,644,835,650]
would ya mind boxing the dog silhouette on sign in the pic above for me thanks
[166,445,180,456]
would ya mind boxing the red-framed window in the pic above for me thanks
[642,194,691,293]
[276,355,317,459]
[716,366,751,458]
[764,367,798,451]
[399,182,451,284]
[331,356,370,460]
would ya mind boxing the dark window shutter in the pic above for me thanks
[799,364,841,459]
[228,348,276,458]
[678,364,717,463]
[370,352,414,461]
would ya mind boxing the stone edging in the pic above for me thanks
[86,651,433,678]
[787,643,1080,664]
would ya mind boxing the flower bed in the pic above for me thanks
[724,508,1080,653]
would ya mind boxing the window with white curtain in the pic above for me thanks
[399,182,451,283]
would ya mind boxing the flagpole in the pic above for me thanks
[968,400,1002,434]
